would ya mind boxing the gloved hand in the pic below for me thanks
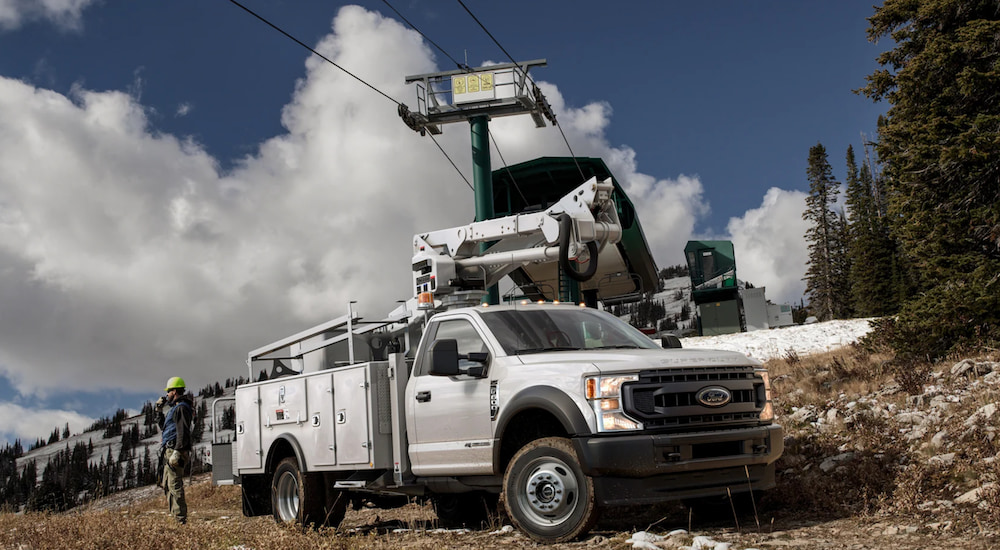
[168,449,183,469]
[155,396,167,409]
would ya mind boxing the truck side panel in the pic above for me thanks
[235,385,262,470]
[235,362,393,476]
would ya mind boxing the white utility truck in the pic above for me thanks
[215,178,782,543]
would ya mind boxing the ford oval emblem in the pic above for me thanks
[696,386,732,407]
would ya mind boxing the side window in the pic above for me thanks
[413,319,489,376]
[435,320,489,370]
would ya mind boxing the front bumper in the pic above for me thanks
[573,423,783,506]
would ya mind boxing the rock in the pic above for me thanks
[956,483,996,504]
[951,359,995,378]
[895,411,925,425]
[626,531,665,546]
[929,453,956,466]
[820,452,855,472]
[930,430,948,448]
[951,359,976,376]
[964,403,998,427]
[789,407,816,423]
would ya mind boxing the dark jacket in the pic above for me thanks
[157,393,194,451]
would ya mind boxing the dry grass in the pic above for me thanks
[0,475,593,549]
[768,346,895,409]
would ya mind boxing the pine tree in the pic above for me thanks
[860,0,1000,358]
[845,145,900,316]
[802,143,848,320]
[193,399,207,443]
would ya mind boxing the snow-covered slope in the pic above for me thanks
[681,318,875,362]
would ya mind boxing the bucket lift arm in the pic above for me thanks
[411,177,623,301]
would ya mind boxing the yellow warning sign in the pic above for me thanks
[452,71,497,104]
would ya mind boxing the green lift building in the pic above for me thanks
[685,240,743,336]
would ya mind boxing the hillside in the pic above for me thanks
[2,315,998,548]
[2,335,997,549]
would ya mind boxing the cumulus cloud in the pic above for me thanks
[0,4,802,428]
[726,187,809,305]
[0,0,98,30]
[0,403,93,444]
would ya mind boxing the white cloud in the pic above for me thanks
[175,102,192,117]
[0,4,806,420]
[0,0,98,30]
[0,402,93,444]
[726,187,809,305]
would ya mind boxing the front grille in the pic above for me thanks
[651,388,755,409]
[623,366,764,430]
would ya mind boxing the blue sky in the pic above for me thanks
[0,1,888,444]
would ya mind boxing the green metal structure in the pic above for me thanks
[684,240,742,336]
[490,157,659,305]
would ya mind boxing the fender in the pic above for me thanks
[265,433,308,473]
[493,385,592,457]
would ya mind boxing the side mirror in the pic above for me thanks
[428,339,461,376]
[660,335,682,349]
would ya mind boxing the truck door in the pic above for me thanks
[407,317,494,476]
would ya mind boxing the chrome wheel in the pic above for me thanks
[273,468,300,522]
[501,437,598,543]
[516,456,580,525]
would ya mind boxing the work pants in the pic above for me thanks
[161,450,189,524]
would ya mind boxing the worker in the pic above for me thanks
[156,376,194,524]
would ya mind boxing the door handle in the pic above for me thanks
[416,391,431,402]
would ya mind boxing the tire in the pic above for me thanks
[271,457,328,528]
[501,437,599,543]
[433,492,499,529]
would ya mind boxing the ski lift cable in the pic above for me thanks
[455,0,585,182]
[488,129,530,206]
[381,0,471,72]
[226,0,472,192]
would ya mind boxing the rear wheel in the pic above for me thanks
[271,457,346,528]
[501,437,599,542]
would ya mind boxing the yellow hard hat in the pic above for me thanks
[164,376,186,391]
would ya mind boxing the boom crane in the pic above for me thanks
[410,177,622,307]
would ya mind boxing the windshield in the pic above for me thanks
[481,307,660,355]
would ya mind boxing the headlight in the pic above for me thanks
[756,368,775,422]
[586,375,642,432]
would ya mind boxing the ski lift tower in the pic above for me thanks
[400,60,555,304]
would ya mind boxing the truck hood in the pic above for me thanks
[511,347,759,374]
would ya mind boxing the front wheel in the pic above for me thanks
[501,437,599,543]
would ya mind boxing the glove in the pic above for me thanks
[168,449,183,469]
[155,396,167,409]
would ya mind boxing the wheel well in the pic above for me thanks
[266,437,298,473]
[497,409,568,474]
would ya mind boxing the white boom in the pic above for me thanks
[410,177,623,302]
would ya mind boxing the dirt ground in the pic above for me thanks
[76,474,994,550]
